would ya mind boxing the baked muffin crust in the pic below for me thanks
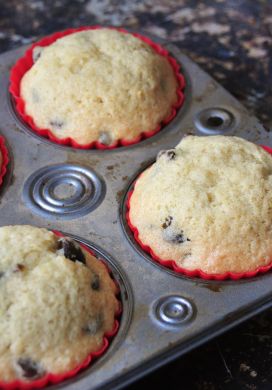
[21,29,179,145]
[0,225,118,382]
[129,135,272,274]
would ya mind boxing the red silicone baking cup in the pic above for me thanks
[0,136,9,187]
[9,26,185,150]
[0,231,121,389]
[126,145,272,281]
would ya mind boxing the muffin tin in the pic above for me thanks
[0,31,272,389]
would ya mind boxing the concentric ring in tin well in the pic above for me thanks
[152,295,195,327]
[23,164,105,219]
[194,107,236,135]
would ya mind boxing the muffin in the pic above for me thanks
[18,28,181,147]
[128,135,272,276]
[0,225,119,384]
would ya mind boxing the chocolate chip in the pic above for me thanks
[49,120,64,129]
[163,227,190,244]
[91,274,100,291]
[183,132,194,137]
[162,216,173,229]
[32,46,44,63]
[98,131,112,145]
[172,232,191,244]
[157,149,176,161]
[57,237,86,265]
[0,272,4,278]
[14,264,25,272]
[166,150,176,160]
[16,358,44,380]
[82,313,103,335]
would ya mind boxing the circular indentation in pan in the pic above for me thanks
[23,164,105,219]
[65,233,133,369]
[152,295,195,328]
[194,107,236,135]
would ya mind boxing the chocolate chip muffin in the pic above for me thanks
[0,225,118,383]
[20,28,179,146]
[129,135,272,275]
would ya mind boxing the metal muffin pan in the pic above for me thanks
[0,32,272,389]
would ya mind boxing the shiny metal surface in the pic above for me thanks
[0,33,271,390]
[194,106,236,135]
[22,163,105,219]
[152,295,195,327]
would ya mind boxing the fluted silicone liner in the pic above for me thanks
[0,136,9,187]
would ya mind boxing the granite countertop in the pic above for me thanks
[1,0,272,389]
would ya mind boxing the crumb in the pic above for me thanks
[240,363,250,372]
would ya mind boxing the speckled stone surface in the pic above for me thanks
[1,0,272,389]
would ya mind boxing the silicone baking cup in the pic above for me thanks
[126,145,272,281]
[9,26,185,149]
[0,136,9,187]
[1,231,121,390]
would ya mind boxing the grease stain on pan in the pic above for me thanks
[201,284,223,293]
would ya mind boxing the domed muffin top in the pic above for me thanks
[129,135,272,275]
[0,225,118,383]
[21,29,179,146]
